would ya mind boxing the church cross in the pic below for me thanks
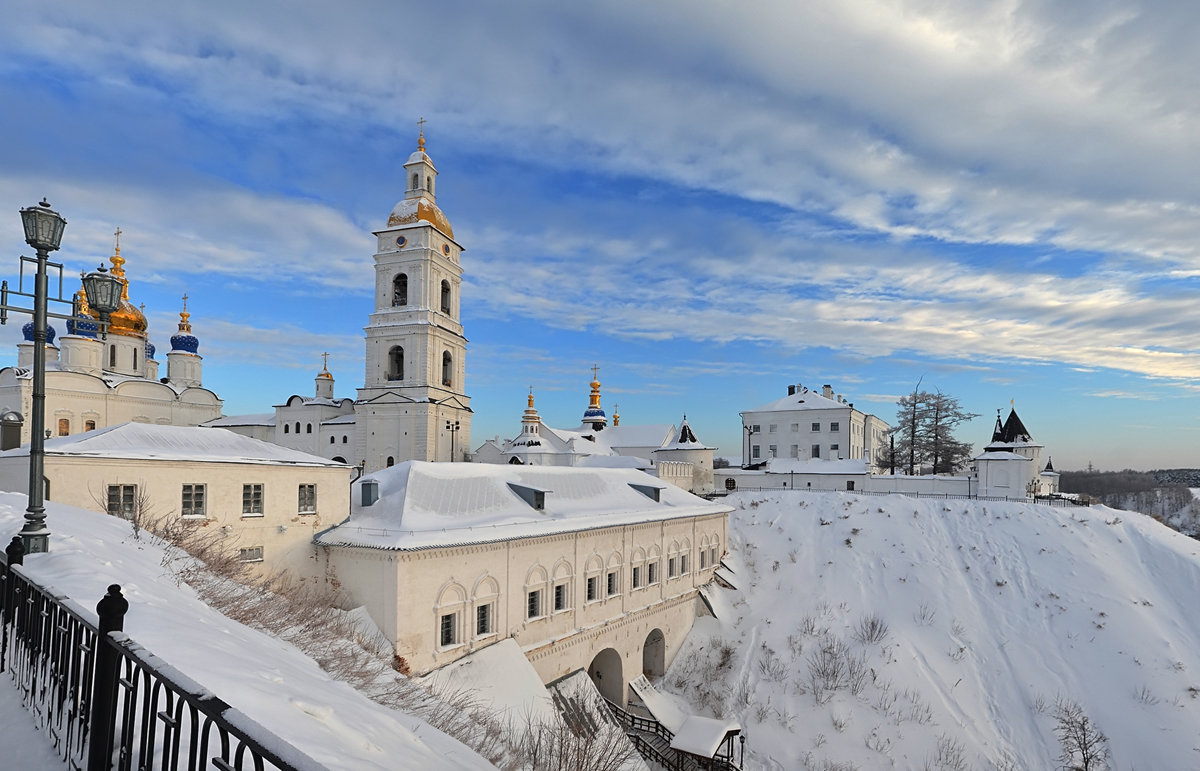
[417,116,427,133]
[322,351,330,370]
[181,293,188,311]
[591,364,600,380]
[114,227,122,251]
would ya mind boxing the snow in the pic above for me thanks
[0,671,66,770]
[316,461,731,550]
[669,715,740,757]
[663,490,1200,769]
[0,493,492,770]
[745,389,844,413]
[423,638,561,727]
[205,413,277,427]
[0,422,342,467]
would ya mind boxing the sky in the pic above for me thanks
[1,1,1198,471]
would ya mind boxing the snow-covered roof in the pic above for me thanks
[655,417,714,451]
[2,422,344,467]
[670,715,740,757]
[576,454,650,469]
[316,461,731,550]
[600,423,675,449]
[974,450,1032,461]
[204,413,276,427]
[323,414,358,425]
[745,389,846,413]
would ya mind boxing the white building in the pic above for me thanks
[215,131,471,472]
[740,382,890,472]
[473,374,715,494]
[0,422,351,577]
[314,461,731,705]
[0,240,222,447]
[974,407,1060,498]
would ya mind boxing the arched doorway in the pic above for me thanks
[1,411,23,451]
[588,648,623,705]
[643,629,666,679]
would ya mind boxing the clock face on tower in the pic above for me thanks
[442,244,450,255]
[396,236,407,247]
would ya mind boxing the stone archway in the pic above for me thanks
[642,628,666,679]
[588,647,624,705]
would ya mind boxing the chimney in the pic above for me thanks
[822,384,834,398]
[788,385,796,396]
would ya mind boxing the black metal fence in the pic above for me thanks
[1,545,326,771]
[713,486,1090,507]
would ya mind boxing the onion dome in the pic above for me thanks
[170,295,199,353]
[67,288,99,338]
[386,199,454,238]
[103,242,148,339]
[146,341,156,360]
[21,321,57,345]
[582,365,607,428]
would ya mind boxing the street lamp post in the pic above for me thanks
[445,419,460,462]
[743,424,757,469]
[2,200,122,554]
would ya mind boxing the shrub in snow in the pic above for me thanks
[1052,697,1110,771]
[852,614,890,645]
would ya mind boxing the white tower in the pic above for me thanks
[355,128,472,470]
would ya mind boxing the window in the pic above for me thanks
[238,546,263,563]
[710,546,718,565]
[811,444,821,459]
[440,280,451,314]
[329,436,335,444]
[411,173,420,191]
[768,445,777,457]
[752,445,760,459]
[831,443,839,455]
[242,484,263,516]
[648,561,659,584]
[830,422,840,432]
[133,347,138,370]
[57,418,69,436]
[700,550,707,569]
[768,424,777,433]
[392,273,408,306]
[85,420,96,431]
[294,422,300,433]
[181,484,206,518]
[812,422,821,432]
[298,484,317,514]
[633,566,643,589]
[342,436,348,444]
[790,444,799,458]
[668,557,677,578]
[606,571,618,596]
[440,613,457,647]
[238,546,264,563]
[681,553,690,574]
[306,423,312,434]
[527,589,542,619]
[586,575,599,602]
[724,478,736,491]
[388,346,404,380]
[847,480,856,491]
[476,603,493,636]
[109,345,116,368]
[442,351,453,387]
[554,583,568,612]
[283,424,289,434]
[107,484,136,519]
[386,456,395,467]
[751,424,760,432]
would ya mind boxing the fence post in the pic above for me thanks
[5,536,23,566]
[87,584,128,771]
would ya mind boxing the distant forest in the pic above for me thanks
[1059,468,1199,536]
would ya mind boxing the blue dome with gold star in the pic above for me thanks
[22,322,56,345]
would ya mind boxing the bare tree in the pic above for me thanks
[1052,697,1110,771]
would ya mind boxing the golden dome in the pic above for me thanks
[387,198,454,239]
[91,237,147,339]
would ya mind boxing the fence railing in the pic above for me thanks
[712,486,1090,507]
[1,542,326,771]
[604,697,740,771]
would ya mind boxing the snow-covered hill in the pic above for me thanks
[663,492,1200,770]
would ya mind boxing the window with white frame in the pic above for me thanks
[181,484,206,518]
[554,583,568,612]
[830,421,840,432]
[586,575,599,602]
[436,583,465,648]
[472,576,499,638]
[811,444,821,458]
[476,603,493,636]
[440,613,457,647]
[107,484,136,519]
[298,484,316,514]
[633,565,643,588]
[811,422,821,431]
[752,445,760,459]
[238,546,264,563]
[700,550,707,569]
[606,570,618,596]
[831,443,839,455]
[527,589,543,619]
[242,483,263,516]
[552,560,572,612]
[668,556,678,578]
[768,424,777,433]
[648,560,659,584]
[584,555,603,602]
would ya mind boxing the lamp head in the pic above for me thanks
[19,199,66,253]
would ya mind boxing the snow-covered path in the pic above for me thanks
[0,673,68,770]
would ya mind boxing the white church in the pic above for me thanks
[213,131,472,471]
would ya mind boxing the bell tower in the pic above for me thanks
[355,125,472,470]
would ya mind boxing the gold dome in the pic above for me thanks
[387,198,454,239]
[90,237,147,339]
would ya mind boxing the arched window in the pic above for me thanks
[306,423,312,434]
[295,422,301,433]
[342,435,348,444]
[386,456,395,467]
[284,424,290,434]
[442,351,452,387]
[57,418,70,436]
[435,582,466,648]
[109,345,116,368]
[472,575,500,637]
[388,346,404,381]
[411,173,419,191]
[724,478,737,491]
[392,274,407,306]
[426,177,433,193]
[440,280,451,314]
[329,435,335,444]
[133,347,138,370]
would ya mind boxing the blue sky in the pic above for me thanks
[2,1,1199,470]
